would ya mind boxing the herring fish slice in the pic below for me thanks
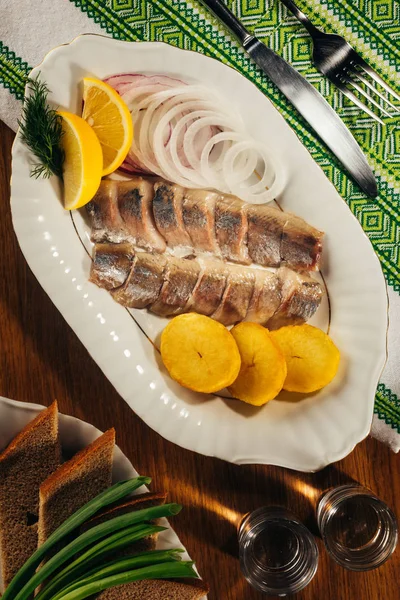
[89,243,134,290]
[246,270,282,325]
[86,180,130,243]
[182,189,220,253]
[112,253,167,308]
[117,178,166,253]
[246,204,286,268]
[211,266,255,325]
[90,244,323,326]
[215,195,251,264]
[152,181,192,247]
[267,267,323,329]
[151,256,201,316]
[281,213,323,271]
[186,257,228,316]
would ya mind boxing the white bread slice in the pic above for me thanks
[95,578,209,600]
[38,428,115,545]
[0,401,60,588]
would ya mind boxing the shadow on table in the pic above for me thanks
[180,459,363,558]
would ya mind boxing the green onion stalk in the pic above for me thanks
[55,562,198,600]
[2,477,151,600]
[35,524,168,600]
[12,502,182,600]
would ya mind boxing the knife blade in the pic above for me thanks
[199,0,378,197]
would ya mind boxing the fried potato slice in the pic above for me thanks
[270,324,340,393]
[228,322,287,406]
[160,313,241,393]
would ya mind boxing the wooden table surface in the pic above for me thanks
[0,120,399,600]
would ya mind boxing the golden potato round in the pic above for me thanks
[160,313,241,393]
[270,324,340,393]
[228,322,287,406]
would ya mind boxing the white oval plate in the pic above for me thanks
[0,396,206,598]
[10,35,388,472]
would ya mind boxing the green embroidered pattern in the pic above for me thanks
[375,383,400,433]
[0,0,399,430]
[0,41,31,100]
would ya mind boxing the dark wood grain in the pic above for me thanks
[0,120,398,600]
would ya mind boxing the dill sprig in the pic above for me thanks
[18,74,65,179]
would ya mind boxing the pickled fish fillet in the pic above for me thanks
[87,179,323,271]
[90,244,323,326]
[152,181,192,247]
[89,243,135,290]
[87,176,166,252]
[112,253,167,308]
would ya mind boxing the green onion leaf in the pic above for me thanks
[36,524,168,600]
[2,477,151,600]
[55,562,198,600]
[13,503,182,600]
[52,550,185,600]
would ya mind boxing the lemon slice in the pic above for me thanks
[82,77,133,176]
[59,111,103,211]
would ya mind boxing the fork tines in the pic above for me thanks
[340,54,400,124]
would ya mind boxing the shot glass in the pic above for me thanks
[317,484,398,571]
[238,507,319,596]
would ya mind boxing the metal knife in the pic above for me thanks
[199,0,378,198]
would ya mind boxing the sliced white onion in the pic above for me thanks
[223,140,286,203]
[136,87,225,180]
[182,114,241,171]
[107,76,286,202]
[122,83,183,114]
[199,131,254,190]
[154,107,217,187]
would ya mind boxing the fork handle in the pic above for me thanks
[280,0,322,37]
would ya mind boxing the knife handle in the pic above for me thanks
[199,0,252,44]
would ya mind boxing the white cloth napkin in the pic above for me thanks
[1,0,399,452]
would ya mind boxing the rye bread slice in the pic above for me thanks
[0,401,60,589]
[95,578,209,600]
[38,428,115,545]
[80,491,168,555]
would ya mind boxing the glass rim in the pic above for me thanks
[238,506,319,595]
[317,484,398,571]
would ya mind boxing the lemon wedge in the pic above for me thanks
[58,111,103,210]
[82,77,133,175]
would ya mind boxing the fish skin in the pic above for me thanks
[245,204,286,268]
[89,243,135,290]
[90,244,323,326]
[152,181,192,247]
[112,253,167,308]
[186,257,228,316]
[245,270,282,325]
[211,266,255,325]
[87,178,324,272]
[280,213,323,271]
[214,195,251,264]
[150,256,201,316]
[182,189,220,254]
[86,180,130,243]
[117,178,166,253]
[267,267,323,330]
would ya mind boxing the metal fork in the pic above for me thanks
[280,0,400,124]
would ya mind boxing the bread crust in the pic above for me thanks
[38,428,115,546]
[0,401,60,589]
